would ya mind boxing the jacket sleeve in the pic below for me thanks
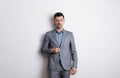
[70,32,78,68]
[41,32,51,54]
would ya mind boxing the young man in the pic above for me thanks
[41,12,78,78]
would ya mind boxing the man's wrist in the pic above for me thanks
[50,49,53,52]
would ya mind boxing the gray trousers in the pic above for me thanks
[49,57,71,78]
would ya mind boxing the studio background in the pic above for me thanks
[0,0,120,78]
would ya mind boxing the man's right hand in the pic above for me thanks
[50,48,60,53]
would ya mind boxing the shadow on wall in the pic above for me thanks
[37,14,55,78]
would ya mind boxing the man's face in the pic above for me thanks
[54,16,65,29]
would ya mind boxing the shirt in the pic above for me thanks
[55,28,64,47]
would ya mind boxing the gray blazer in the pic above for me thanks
[41,29,78,70]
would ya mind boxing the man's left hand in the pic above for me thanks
[70,67,77,75]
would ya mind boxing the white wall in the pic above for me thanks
[0,0,120,78]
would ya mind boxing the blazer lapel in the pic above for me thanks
[60,29,66,48]
[51,29,66,48]
[52,29,59,47]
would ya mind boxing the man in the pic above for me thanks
[41,12,78,78]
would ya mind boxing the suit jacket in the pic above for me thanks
[41,29,78,70]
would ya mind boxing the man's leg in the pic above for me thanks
[49,70,60,78]
[49,57,71,78]
[61,70,70,78]
[49,67,71,78]
[59,60,71,78]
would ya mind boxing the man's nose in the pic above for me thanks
[58,21,60,24]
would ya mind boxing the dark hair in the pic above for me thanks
[54,12,64,20]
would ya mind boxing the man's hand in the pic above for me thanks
[71,67,77,75]
[50,48,60,53]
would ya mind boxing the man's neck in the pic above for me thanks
[56,28,63,33]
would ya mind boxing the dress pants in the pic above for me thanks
[49,56,71,78]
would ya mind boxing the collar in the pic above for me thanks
[55,28,65,34]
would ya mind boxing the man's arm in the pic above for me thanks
[70,32,78,68]
[41,32,60,54]
[41,32,51,54]
[70,32,78,75]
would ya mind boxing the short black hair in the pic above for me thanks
[54,12,64,20]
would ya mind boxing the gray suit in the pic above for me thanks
[41,29,78,78]
[41,29,78,70]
